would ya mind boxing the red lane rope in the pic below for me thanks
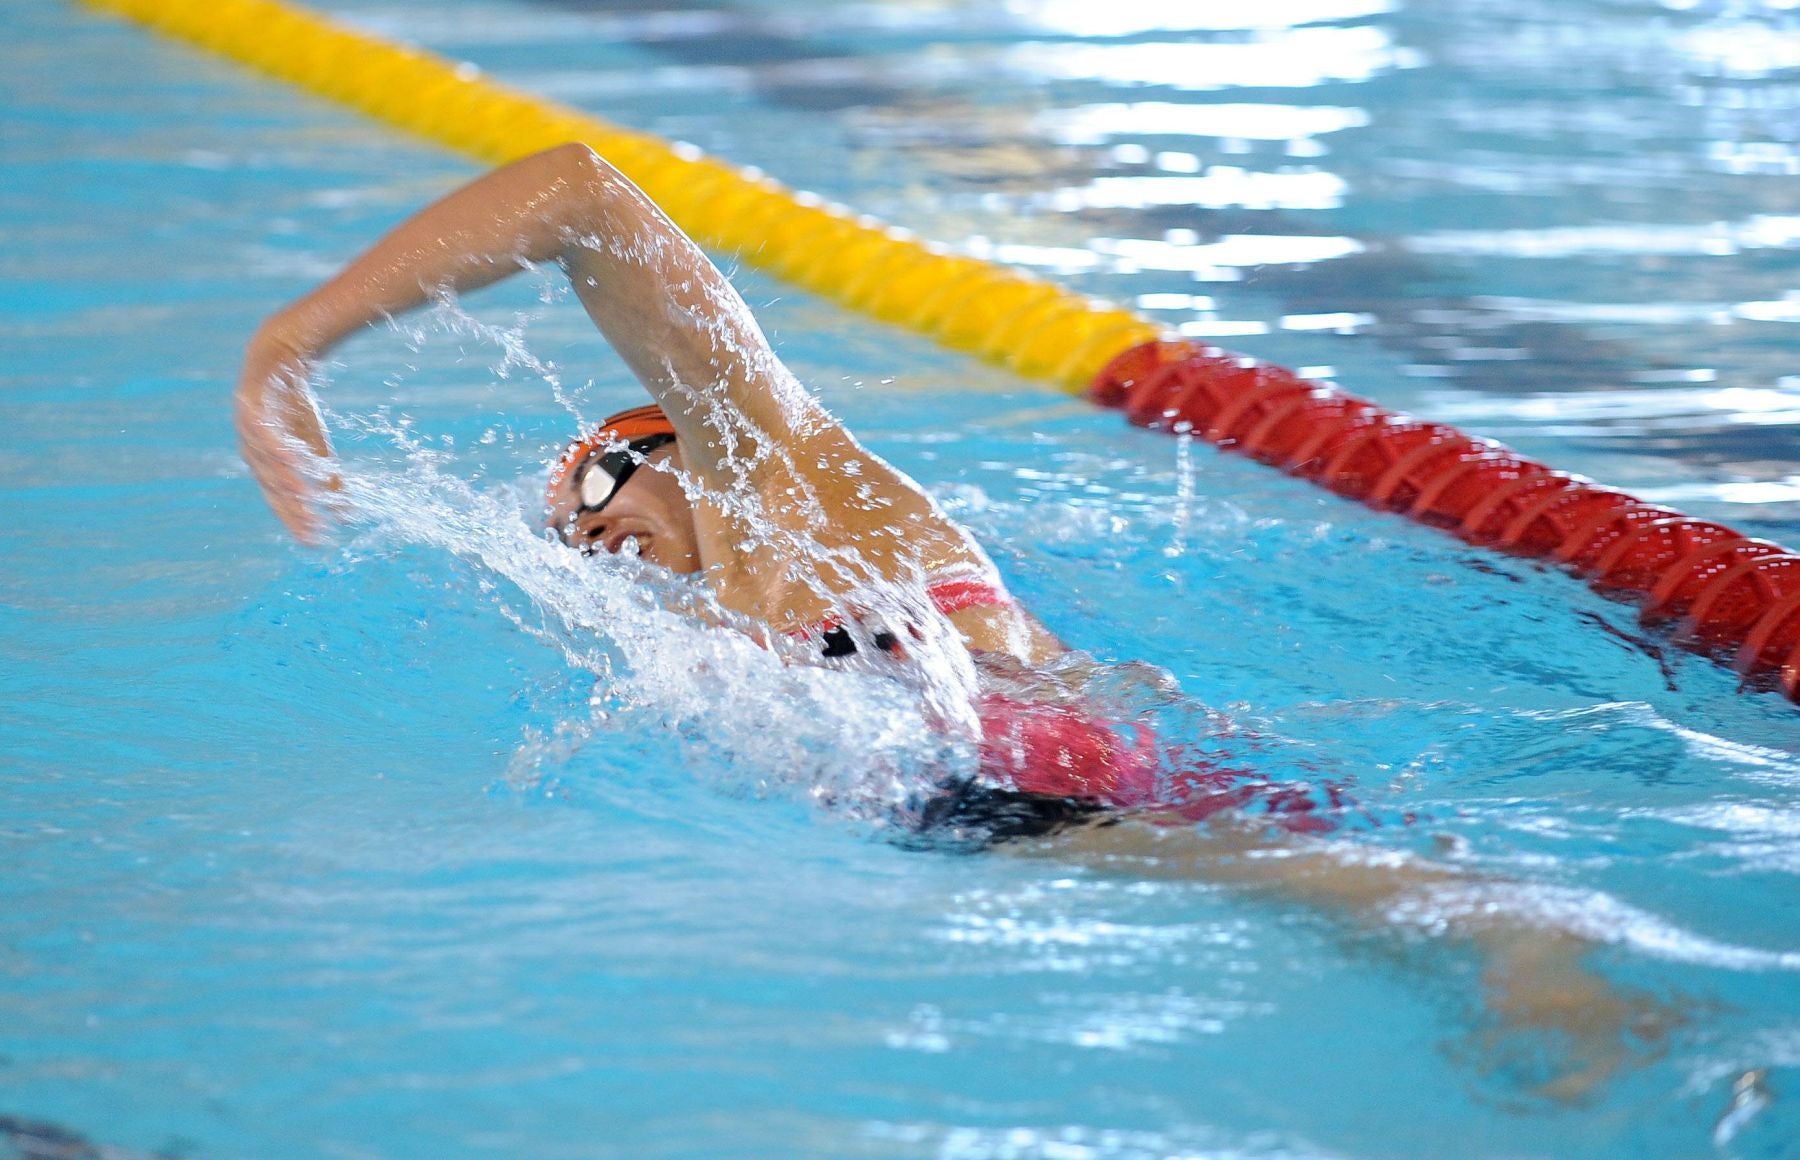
[1089,339,1800,704]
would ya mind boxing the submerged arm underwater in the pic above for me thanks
[1010,814,1680,1102]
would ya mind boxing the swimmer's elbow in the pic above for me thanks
[520,142,685,264]
[539,141,614,184]
[535,142,637,223]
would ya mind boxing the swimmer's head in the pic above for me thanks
[545,404,701,573]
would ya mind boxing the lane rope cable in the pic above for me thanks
[80,0,1800,703]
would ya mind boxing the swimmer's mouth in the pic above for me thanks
[581,531,648,558]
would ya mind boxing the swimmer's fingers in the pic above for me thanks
[234,350,342,544]
[236,408,339,543]
[1470,928,1684,1103]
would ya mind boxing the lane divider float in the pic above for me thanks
[1091,341,1800,700]
[81,0,1800,703]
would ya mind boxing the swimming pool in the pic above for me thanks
[5,0,1799,1155]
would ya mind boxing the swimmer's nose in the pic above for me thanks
[571,516,608,556]
[574,519,635,557]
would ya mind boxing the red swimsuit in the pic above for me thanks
[808,573,1347,836]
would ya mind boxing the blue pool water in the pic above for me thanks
[4,0,1800,1156]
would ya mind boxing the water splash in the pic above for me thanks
[1386,878,1800,972]
[314,290,1003,828]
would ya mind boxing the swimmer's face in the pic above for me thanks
[547,442,702,574]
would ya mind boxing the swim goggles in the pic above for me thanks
[571,432,675,515]
[546,403,678,535]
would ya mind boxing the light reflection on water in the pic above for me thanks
[1003,28,1425,91]
[1049,171,1350,212]
[1405,215,1800,258]
[1093,232,1365,269]
[1677,19,1800,78]
[1422,385,1800,425]
[1032,102,1372,147]
[998,0,1402,38]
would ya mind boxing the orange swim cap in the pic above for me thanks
[545,403,678,512]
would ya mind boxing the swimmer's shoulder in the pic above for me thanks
[947,601,1065,664]
[925,560,1066,663]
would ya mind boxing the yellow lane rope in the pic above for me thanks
[81,0,1162,390]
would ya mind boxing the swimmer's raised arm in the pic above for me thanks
[238,144,1058,652]
[237,142,823,540]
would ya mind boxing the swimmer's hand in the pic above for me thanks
[1471,926,1682,1103]
[235,326,342,544]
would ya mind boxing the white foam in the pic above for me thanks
[324,348,989,829]
[1388,880,1800,971]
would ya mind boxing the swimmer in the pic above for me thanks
[236,143,1676,1099]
